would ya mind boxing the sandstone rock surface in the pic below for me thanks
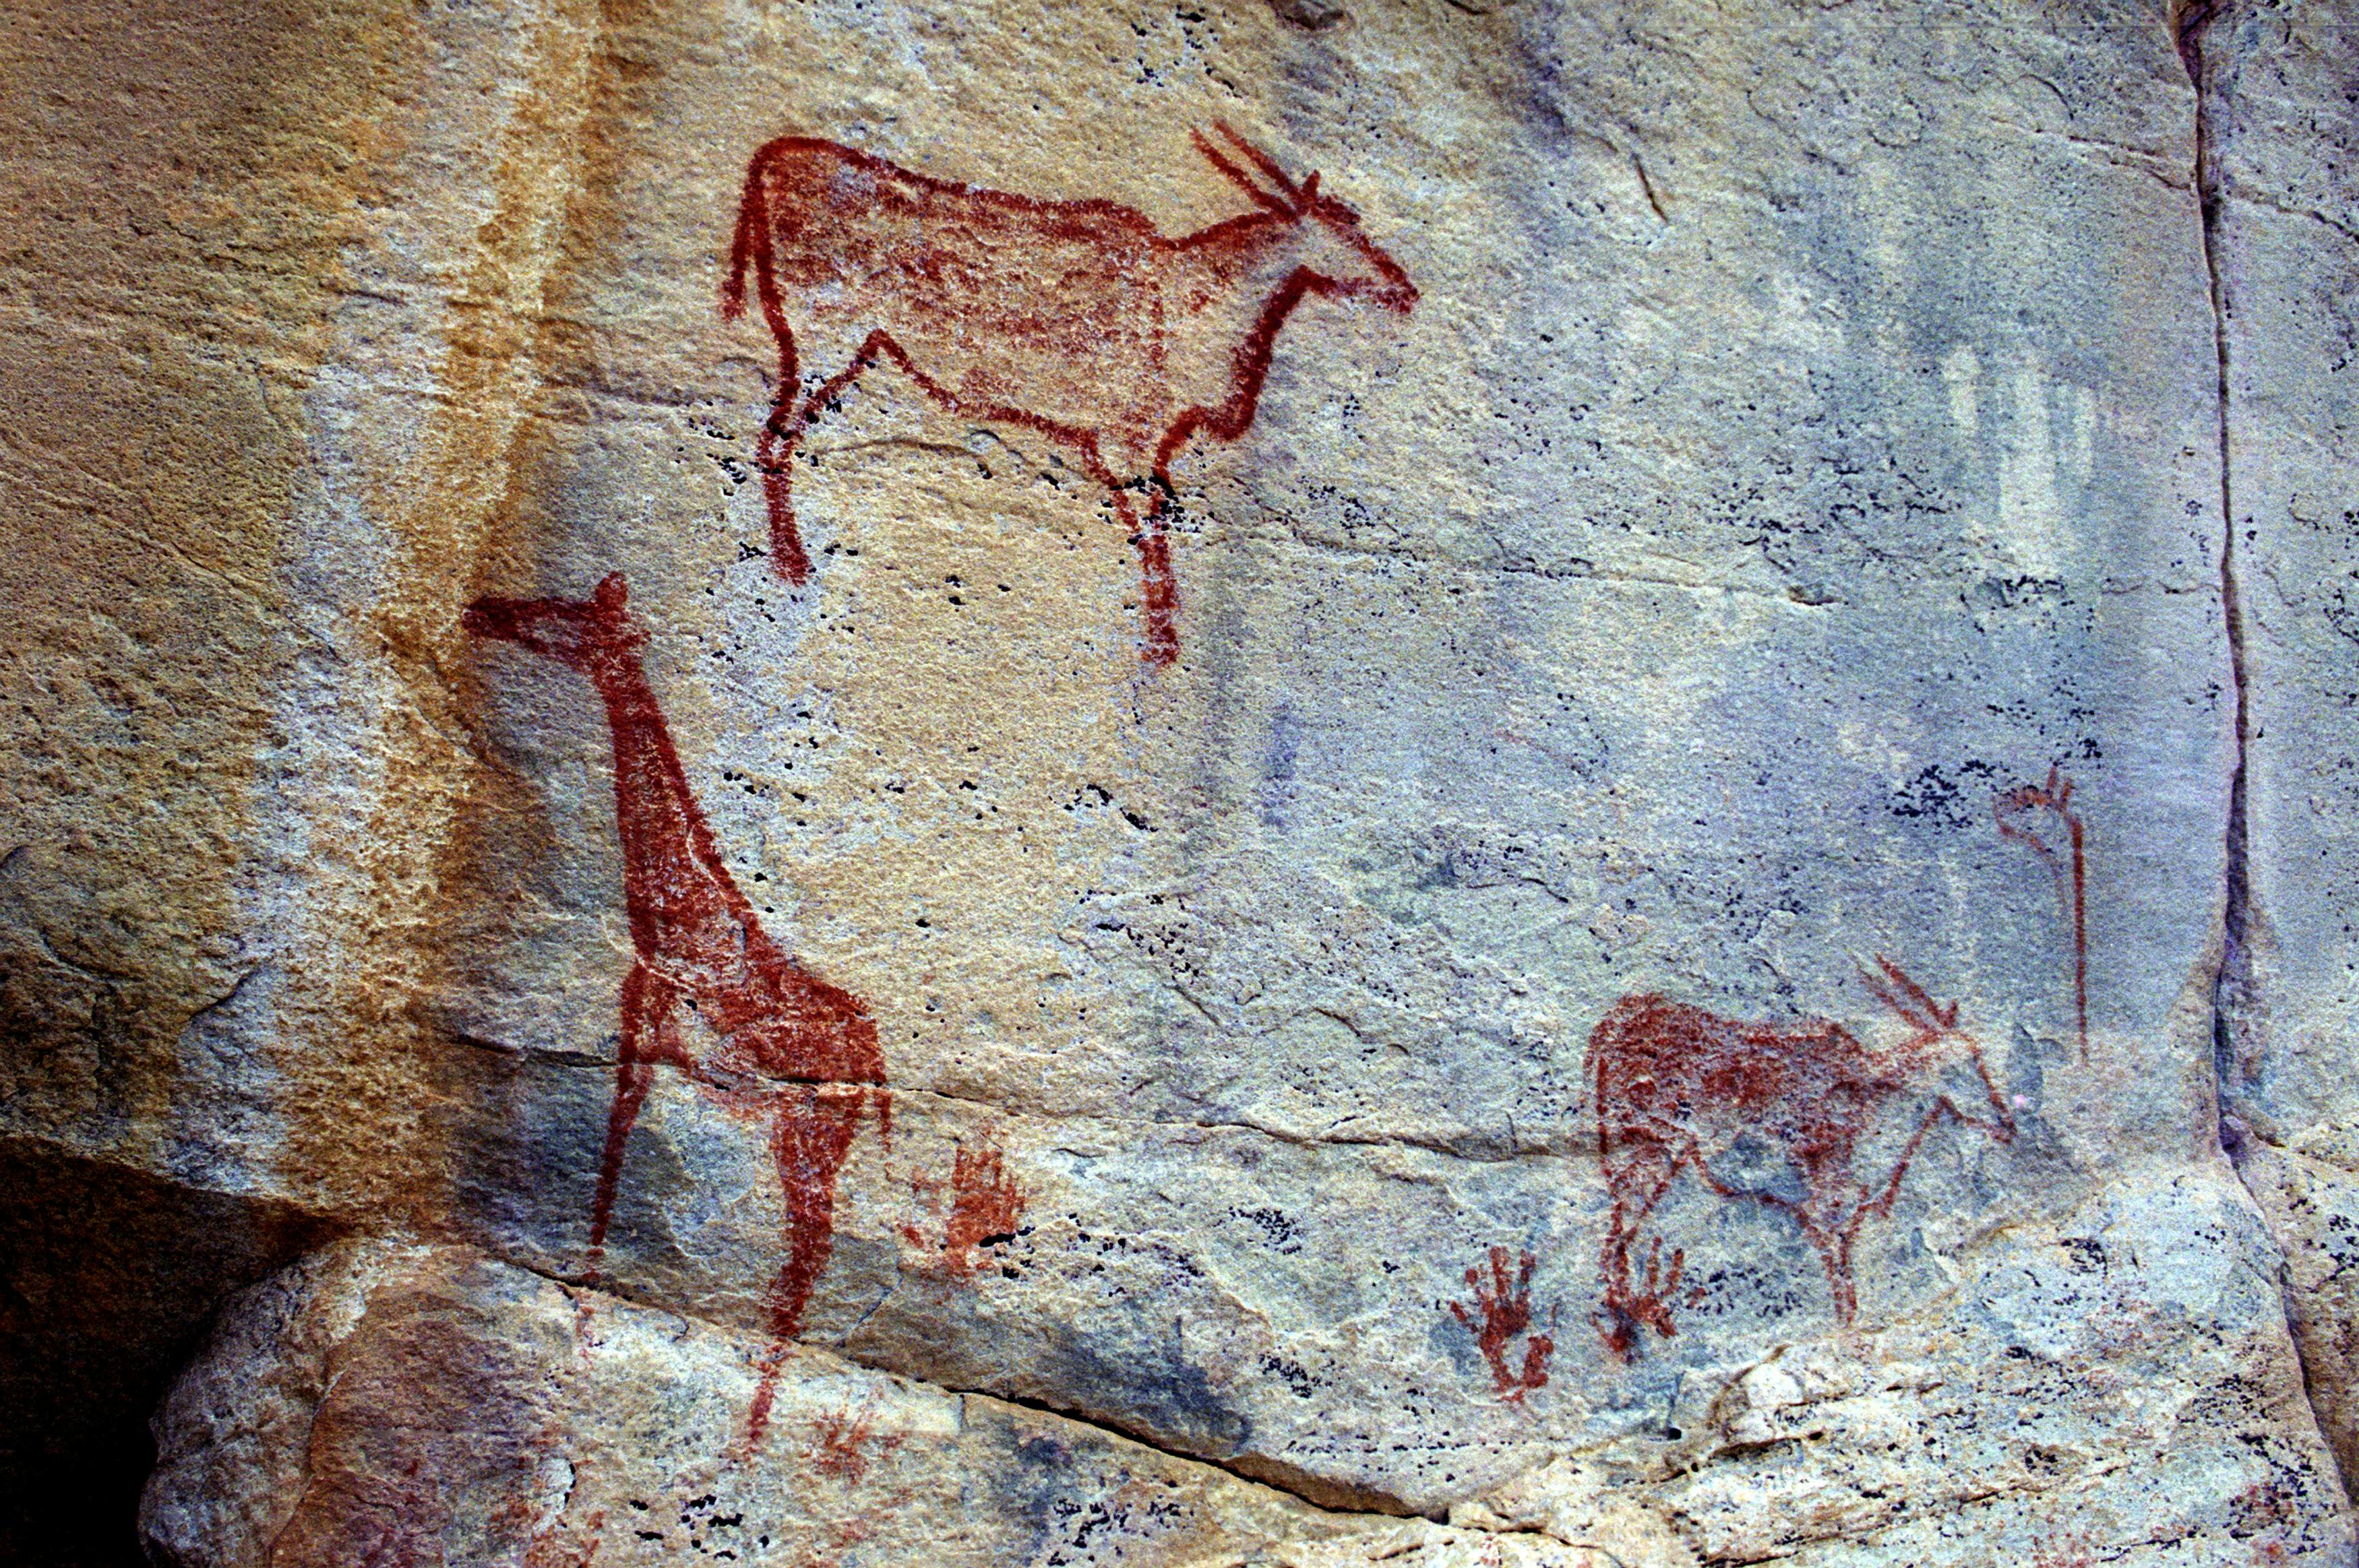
[142,1180,2354,1566]
[0,0,2353,1563]
[2197,0,2359,1505]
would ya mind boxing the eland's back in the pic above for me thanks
[729,136,1180,453]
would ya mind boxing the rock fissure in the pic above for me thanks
[2180,2,2253,1172]
[2178,0,2352,1511]
[487,1241,1432,1524]
[950,1383,1434,1523]
[2212,184,2359,247]
[439,1049,1580,1164]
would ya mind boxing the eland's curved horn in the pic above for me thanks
[1213,121,1304,206]
[1192,127,1291,212]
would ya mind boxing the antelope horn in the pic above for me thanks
[1191,127,1291,213]
[1213,120,1304,206]
[1860,955,1955,1038]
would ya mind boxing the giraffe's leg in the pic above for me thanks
[588,966,673,1282]
[742,1084,867,1449]
[766,1084,865,1335]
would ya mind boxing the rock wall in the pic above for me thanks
[2198,0,2359,1503]
[2,1,2355,1563]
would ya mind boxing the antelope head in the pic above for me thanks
[462,571,648,670]
[1860,955,2016,1141]
[1860,956,1973,1069]
[1192,121,1418,314]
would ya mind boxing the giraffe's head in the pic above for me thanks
[462,571,648,669]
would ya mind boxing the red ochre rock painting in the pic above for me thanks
[1448,1245,1555,1404]
[1587,958,2015,1360]
[1996,766,2090,1057]
[720,121,1417,666]
[522,1507,606,1568]
[462,573,888,1449]
[900,1141,1027,1280]
[808,1400,905,1486]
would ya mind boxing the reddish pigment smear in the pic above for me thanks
[808,1400,904,1486]
[719,123,1417,666]
[1995,766,2089,1057]
[1587,958,2013,1360]
[938,1144,1026,1278]
[463,573,887,1449]
[900,1141,1027,1280]
[1447,1245,1554,1404]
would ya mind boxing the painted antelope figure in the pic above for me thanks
[720,122,1418,665]
[462,573,886,1445]
[1587,958,2013,1359]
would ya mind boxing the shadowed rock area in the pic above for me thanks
[0,1142,334,1567]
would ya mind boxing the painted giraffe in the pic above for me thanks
[462,572,886,1445]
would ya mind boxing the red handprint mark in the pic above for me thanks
[901,1142,1027,1280]
[1598,1232,1684,1358]
[1448,1246,1555,1403]
[809,1400,905,1486]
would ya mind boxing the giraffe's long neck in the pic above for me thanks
[582,643,774,989]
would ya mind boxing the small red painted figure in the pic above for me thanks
[808,1400,902,1486]
[900,1141,1026,1280]
[1448,1245,1554,1404]
[462,573,887,1445]
[1587,958,2013,1360]
[1995,767,2089,1057]
[721,122,1417,666]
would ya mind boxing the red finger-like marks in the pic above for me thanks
[1448,1245,1554,1403]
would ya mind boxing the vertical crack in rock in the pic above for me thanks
[2180,0,2250,1161]
[2177,2,2352,1505]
